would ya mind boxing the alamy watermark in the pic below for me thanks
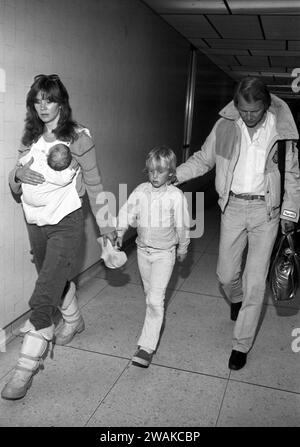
[95,184,204,239]
[0,329,6,352]
[291,328,300,353]
[291,68,300,93]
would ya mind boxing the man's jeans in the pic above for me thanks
[216,196,279,353]
[137,246,176,351]
[26,209,84,331]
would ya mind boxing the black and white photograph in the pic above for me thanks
[0,0,300,437]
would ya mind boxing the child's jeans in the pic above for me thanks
[137,246,176,352]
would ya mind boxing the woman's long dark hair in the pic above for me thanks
[22,74,78,146]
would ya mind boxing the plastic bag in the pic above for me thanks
[269,231,300,301]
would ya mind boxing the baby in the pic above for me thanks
[47,143,73,171]
[20,143,81,225]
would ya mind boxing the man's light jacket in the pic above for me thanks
[177,94,300,222]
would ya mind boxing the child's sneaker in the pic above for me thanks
[132,348,152,368]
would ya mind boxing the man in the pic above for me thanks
[175,76,300,370]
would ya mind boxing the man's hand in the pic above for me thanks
[102,230,118,247]
[15,157,45,185]
[170,174,179,186]
[281,218,295,234]
[177,252,187,262]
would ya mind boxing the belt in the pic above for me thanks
[230,191,265,201]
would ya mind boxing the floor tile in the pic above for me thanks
[2,203,299,427]
[0,347,128,427]
[218,381,300,427]
[190,227,219,253]
[205,233,220,254]
[168,247,205,292]
[77,277,109,308]
[229,303,300,393]
[87,364,227,427]
[155,291,232,378]
[265,282,300,311]
[76,261,107,285]
[66,283,152,358]
[204,206,221,228]
[0,337,22,381]
[179,253,222,297]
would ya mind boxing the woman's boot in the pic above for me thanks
[55,281,85,345]
[1,323,54,400]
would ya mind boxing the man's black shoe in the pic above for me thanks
[228,350,247,370]
[230,301,242,321]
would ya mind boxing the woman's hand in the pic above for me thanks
[15,157,45,185]
[102,230,118,247]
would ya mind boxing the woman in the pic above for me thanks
[2,74,116,400]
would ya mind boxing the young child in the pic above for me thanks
[117,146,190,367]
[19,142,81,226]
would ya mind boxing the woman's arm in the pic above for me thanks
[72,129,116,241]
[9,146,45,194]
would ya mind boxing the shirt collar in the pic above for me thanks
[146,182,168,193]
[237,110,273,136]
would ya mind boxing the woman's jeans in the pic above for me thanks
[216,196,279,353]
[137,246,176,351]
[26,208,84,330]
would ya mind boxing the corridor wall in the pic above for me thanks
[0,0,233,328]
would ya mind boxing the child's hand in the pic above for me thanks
[116,236,123,248]
[102,230,118,247]
[177,252,187,262]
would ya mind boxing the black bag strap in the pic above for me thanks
[277,140,286,203]
[287,232,296,252]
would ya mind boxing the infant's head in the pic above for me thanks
[47,143,72,171]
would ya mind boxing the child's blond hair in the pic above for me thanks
[145,145,176,175]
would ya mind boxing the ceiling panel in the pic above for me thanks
[235,55,269,66]
[228,0,300,14]
[143,0,228,14]
[261,15,300,39]
[201,48,249,55]
[188,38,210,48]
[205,54,239,65]
[161,14,220,38]
[207,15,263,39]
[143,0,300,99]
[262,72,292,77]
[230,65,286,72]
[252,49,300,56]
[224,70,263,78]
[205,39,285,50]
[270,56,300,66]
[289,41,300,50]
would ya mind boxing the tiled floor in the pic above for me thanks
[0,205,300,427]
